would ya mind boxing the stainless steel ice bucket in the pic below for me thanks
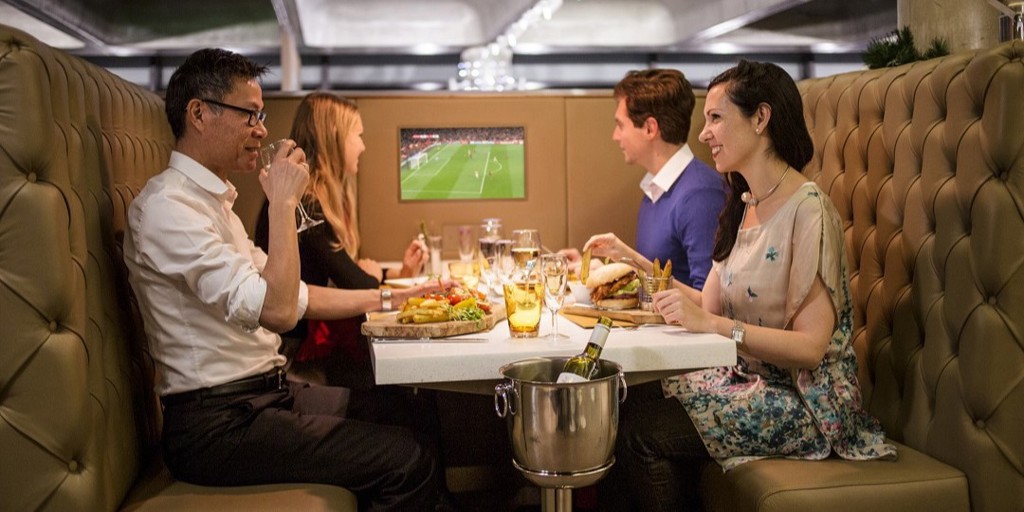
[495,357,626,475]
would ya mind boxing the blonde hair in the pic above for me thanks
[290,92,361,256]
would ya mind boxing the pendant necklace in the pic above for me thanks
[740,167,791,207]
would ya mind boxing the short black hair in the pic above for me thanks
[164,48,268,139]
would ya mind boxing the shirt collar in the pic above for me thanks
[638,144,695,203]
[168,150,238,206]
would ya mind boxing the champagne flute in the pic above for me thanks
[511,229,541,269]
[260,139,324,233]
[540,253,569,340]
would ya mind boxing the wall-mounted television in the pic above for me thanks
[399,126,525,201]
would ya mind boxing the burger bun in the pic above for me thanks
[585,262,636,288]
[594,296,639,310]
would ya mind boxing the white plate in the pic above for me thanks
[567,280,592,305]
[384,276,429,288]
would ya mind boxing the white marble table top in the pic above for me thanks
[370,310,736,394]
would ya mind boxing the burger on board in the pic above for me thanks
[585,262,641,310]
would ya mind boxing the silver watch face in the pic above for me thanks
[732,323,744,344]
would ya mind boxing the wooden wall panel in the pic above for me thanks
[356,95,566,260]
[564,96,641,251]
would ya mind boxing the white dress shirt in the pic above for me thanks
[123,151,308,395]
[638,144,695,203]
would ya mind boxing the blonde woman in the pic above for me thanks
[255,92,428,377]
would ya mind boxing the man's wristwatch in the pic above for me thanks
[731,320,745,347]
[380,287,393,312]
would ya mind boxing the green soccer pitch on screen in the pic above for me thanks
[399,126,526,201]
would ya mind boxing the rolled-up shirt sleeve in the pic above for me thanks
[295,281,309,319]
[244,236,309,325]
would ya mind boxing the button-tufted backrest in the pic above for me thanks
[0,25,173,510]
[799,41,1024,512]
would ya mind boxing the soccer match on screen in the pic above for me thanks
[399,127,525,201]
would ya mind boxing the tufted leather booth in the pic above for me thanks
[0,25,355,511]
[701,41,1024,512]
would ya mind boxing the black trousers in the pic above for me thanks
[161,382,437,512]
[599,380,711,512]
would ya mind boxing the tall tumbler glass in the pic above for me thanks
[457,225,475,262]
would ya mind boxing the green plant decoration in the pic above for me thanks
[863,26,950,69]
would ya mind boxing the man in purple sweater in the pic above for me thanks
[568,69,726,290]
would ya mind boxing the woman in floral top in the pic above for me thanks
[605,61,896,511]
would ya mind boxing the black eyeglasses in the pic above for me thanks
[200,98,267,127]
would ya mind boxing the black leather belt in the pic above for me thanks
[161,367,287,407]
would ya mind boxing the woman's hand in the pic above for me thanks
[399,238,429,277]
[358,258,384,282]
[652,288,714,333]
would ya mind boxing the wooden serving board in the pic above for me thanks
[561,303,665,325]
[362,304,506,338]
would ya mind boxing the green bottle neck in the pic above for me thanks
[583,324,610,359]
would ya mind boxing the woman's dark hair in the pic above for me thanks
[710,60,814,262]
[613,69,695,145]
[164,48,268,139]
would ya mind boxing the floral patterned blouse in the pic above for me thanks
[662,182,897,471]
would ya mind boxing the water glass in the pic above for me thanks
[479,236,500,297]
[457,225,475,262]
[427,234,443,278]
[493,239,515,285]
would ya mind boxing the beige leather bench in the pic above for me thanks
[700,41,1024,512]
[0,24,355,511]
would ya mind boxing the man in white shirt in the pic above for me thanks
[123,48,440,512]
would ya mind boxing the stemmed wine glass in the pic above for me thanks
[540,253,569,340]
[261,139,324,233]
[511,229,541,269]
